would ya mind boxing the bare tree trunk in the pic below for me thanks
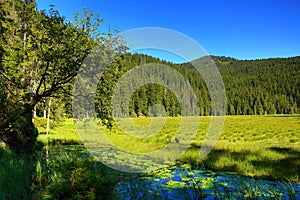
[43,99,47,118]
[43,107,47,118]
[32,104,36,122]
[46,98,51,137]
[46,98,51,162]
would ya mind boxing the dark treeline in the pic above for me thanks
[95,54,300,118]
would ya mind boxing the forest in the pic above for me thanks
[94,53,300,119]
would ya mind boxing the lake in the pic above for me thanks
[115,164,300,199]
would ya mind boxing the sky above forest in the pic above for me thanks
[36,0,300,63]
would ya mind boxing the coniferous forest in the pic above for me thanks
[95,53,300,119]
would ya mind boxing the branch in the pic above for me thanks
[35,60,50,96]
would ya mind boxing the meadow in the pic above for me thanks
[1,115,298,199]
[38,115,300,181]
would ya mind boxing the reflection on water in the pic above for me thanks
[116,164,300,199]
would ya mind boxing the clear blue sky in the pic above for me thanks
[36,0,300,62]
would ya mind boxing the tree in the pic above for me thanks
[0,1,122,152]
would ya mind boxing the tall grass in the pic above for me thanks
[0,148,36,199]
[99,115,300,181]
[0,118,119,199]
[1,115,299,199]
[180,115,300,181]
[36,115,300,181]
[0,145,119,199]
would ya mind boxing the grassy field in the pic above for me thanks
[37,115,300,181]
[182,115,300,181]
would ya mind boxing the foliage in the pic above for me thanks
[1,0,299,153]
[3,116,298,199]
[0,149,36,199]
[0,0,122,152]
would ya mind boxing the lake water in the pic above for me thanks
[115,164,300,199]
[49,144,300,199]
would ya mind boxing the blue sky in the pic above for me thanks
[36,0,300,63]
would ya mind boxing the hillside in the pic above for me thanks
[94,54,300,119]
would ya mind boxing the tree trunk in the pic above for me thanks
[32,104,36,122]
[3,105,39,153]
[46,98,51,137]
[43,100,47,118]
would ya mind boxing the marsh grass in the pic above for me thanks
[185,115,299,181]
[42,145,118,199]
[103,115,300,181]
[0,118,119,199]
[104,117,181,153]
[36,115,300,181]
[30,115,300,199]
[37,118,81,145]
[0,149,36,199]
[0,144,119,199]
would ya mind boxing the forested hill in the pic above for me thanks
[210,56,300,115]
[95,54,300,118]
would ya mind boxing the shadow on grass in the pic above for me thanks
[42,142,121,199]
[1,138,127,199]
[46,138,82,146]
[252,147,300,180]
[187,146,300,181]
[0,148,39,199]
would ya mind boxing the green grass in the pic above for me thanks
[36,117,81,144]
[2,115,297,199]
[0,117,119,199]
[0,141,118,199]
[184,115,300,181]
[36,115,300,181]
[0,148,36,199]
[105,117,181,153]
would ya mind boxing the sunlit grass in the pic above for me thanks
[36,118,81,144]
[104,117,181,153]
[36,115,300,181]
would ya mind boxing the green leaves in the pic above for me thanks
[0,1,124,152]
